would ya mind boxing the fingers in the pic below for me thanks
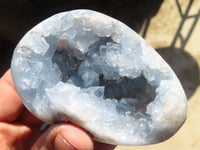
[0,69,24,122]
[17,108,43,127]
[0,70,116,150]
[0,122,31,150]
[31,123,94,150]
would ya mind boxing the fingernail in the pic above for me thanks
[54,134,76,150]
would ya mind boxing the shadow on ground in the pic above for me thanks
[142,0,200,99]
[157,47,199,99]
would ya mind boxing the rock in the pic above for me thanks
[11,9,187,145]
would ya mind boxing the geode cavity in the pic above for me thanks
[11,9,187,145]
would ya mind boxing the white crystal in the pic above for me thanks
[11,9,187,146]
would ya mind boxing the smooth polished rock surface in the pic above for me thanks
[11,9,187,146]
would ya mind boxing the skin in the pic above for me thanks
[0,69,116,150]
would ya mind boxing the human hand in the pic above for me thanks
[0,69,116,150]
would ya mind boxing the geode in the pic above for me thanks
[11,9,187,145]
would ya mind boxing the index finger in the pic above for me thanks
[0,69,24,122]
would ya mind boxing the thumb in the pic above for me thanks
[31,123,94,150]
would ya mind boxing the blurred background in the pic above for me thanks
[0,0,200,149]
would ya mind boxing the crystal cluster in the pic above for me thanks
[11,9,187,145]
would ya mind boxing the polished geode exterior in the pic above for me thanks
[11,9,187,145]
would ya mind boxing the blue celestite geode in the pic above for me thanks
[11,9,187,145]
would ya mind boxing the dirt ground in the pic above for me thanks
[116,0,200,150]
